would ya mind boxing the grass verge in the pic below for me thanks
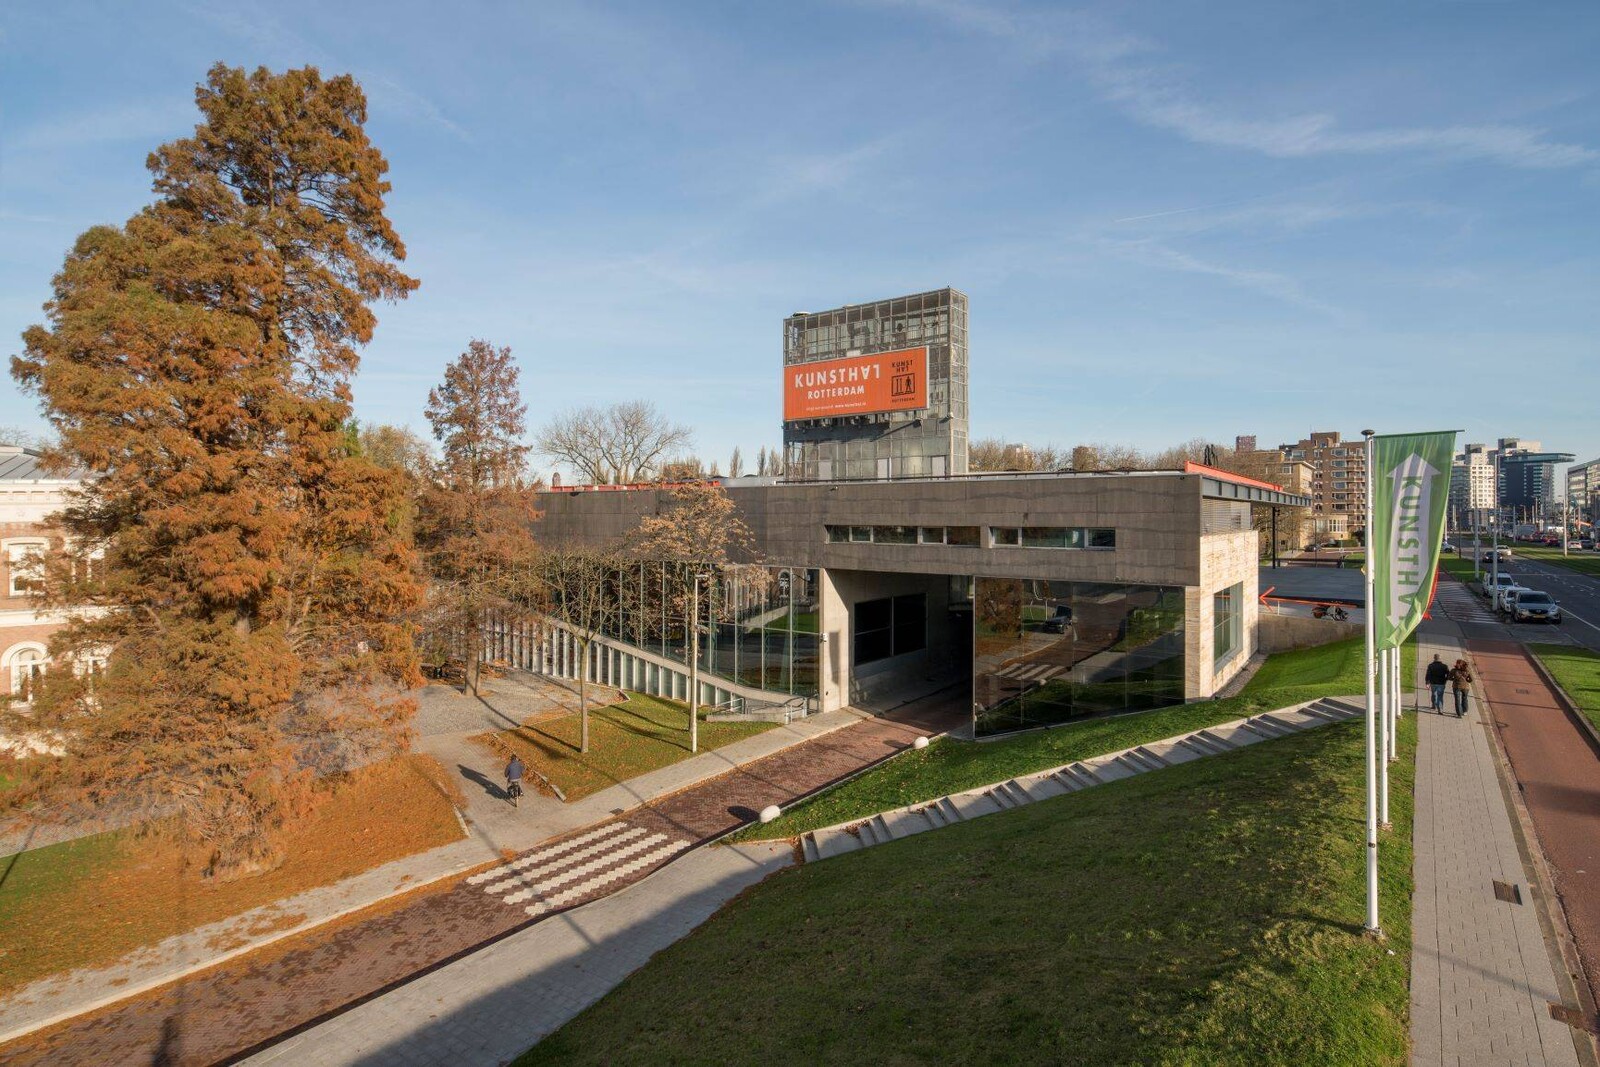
[520,715,1416,1066]
[0,753,464,996]
[1508,545,1600,577]
[1529,643,1600,734]
[475,692,778,802]
[740,635,1409,841]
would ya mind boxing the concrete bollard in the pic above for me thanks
[913,736,929,750]
[759,805,781,823]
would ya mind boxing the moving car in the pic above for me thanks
[1508,589,1561,624]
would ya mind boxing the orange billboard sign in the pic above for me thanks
[783,347,928,421]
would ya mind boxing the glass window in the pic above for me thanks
[948,526,980,547]
[1213,583,1242,667]
[973,578,1185,736]
[875,525,917,545]
[850,526,872,543]
[1021,527,1068,548]
[853,594,926,666]
[1088,528,1116,549]
[6,541,46,598]
[991,527,1020,546]
[826,525,850,543]
[918,527,946,545]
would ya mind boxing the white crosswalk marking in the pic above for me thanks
[1433,582,1498,623]
[525,840,690,917]
[994,663,1065,681]
[484,827,650,895]
[465,822,631,885]
[502,832,676,905]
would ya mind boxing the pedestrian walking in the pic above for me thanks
[1425,654,1450,712]
[1449,659,1473,718]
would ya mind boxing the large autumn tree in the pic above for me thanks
[418,339,539,694]
[6,64,424,878]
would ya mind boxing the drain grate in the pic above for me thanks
[1493,880,1523,905]
[1550,1003,1600,1034]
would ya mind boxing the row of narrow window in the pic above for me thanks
[825,525,1116,549]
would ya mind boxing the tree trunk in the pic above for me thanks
[578,637,590,753]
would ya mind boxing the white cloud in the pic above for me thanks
[1097,237,1345,318]
[870,0,1599,170]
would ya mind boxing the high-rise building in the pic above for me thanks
[781,288,968,481]
[1275,431,1369,537]
[1495,437,1554,517]
[1567,457,1600,529]
[1449,443,1495,525]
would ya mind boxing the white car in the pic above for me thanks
[1495,584,1532,613]
[1483,572,1519,601]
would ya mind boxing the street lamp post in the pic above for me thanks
[687,571,712,753]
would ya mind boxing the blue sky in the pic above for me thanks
[2,1,1597,481]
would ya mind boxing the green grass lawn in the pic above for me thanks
[480,692,779,801]
[521,715,1416,1066]
[1439,556,1479,582]
[741,636,1410,841]
[1510,545,1600,578]
[1530,643,1600,734]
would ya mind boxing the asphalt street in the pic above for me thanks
[1464,552,1600,654]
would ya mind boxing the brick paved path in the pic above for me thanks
[1470,637,1600,1015]
[1411,626,1583,1066]
[0,704,954,1067]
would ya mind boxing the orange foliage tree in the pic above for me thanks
[418,339,540,694]
[7,64,424,878]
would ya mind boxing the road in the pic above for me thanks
[1431,549,1600,655]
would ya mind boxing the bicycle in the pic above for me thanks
[506,778,524,808]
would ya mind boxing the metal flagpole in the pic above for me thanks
[1362,429,1381,935]
[1392,646,1402,758]
[1378,646,1390,828]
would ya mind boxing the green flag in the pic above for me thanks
[1370,431,1457,650]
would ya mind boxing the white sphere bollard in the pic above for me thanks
[759,804,781,823]
[913,735,929,750]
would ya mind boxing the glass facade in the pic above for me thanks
[604,562,821,697]
[483,562,819,701]
[972,577,1186,736]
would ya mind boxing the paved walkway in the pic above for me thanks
[241,841,794,1067]
[1410,623,1583,1067]
[0,695,961,1066]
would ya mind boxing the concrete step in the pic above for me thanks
[1014,773,1070,802]
[1179,731,1230,756]
[1243,716,1296,739]
[1084,757,1135,784]
[814,828,864,860]
[1141,738,1201,766]
[935,796,964,824]
[802,834,820,864]
[948,791,1003,821]
[1204,722,1264,749]
[1061,763,1101,789]
[1124,746,1168,772]
[877,808,926,842]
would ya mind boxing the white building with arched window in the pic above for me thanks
[1,445,86,709]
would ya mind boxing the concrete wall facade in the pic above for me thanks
[1184,530,1260,699]
[537,472,1205,589]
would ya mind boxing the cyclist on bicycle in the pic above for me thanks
[504,754,526,801]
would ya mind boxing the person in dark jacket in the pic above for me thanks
[1425,654,1450,712]
[1449,659,1473,718]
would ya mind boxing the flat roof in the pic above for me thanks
[541,465,1313,508]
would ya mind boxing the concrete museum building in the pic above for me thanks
[523,289,1306,737]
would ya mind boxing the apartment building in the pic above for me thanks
[1275,432,1368,538]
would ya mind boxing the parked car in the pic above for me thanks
[1508,589,1562,624]
[1581,538,1596,551]
[1483,572,1520,601]
[1495,583,1532,613]
[1442,541,1456,554]
[1040,606,1075,633]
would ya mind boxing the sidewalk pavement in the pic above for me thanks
[1410,622,1583,1067]
[241,841,795,1067]
[0,703,876,1048]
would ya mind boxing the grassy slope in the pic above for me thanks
[0,754,463,995]
[742,636,1406,841]
[479,692,777,801]
[1530,643,1600,733]
[521,716,1415,1066]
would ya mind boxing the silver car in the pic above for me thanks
[1509,589,1562,625]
